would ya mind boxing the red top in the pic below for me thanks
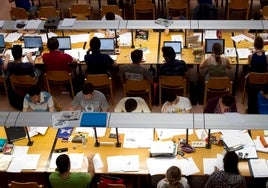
[42,50,73,72]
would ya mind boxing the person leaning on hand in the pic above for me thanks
[49,153,95,188]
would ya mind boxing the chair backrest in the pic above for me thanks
[133,0,155,20]
[8,181,43,188]
[69,4,93,19]
[242,72,268,104]
[97,182,126,188]
[37,6,60,19]
[52,96,62,112]
[123,79,151,108]
[261,5,268,19]
[159,76,187,105]
[0,74,8,95]
[85,74,114,105]
[10,7,29,20]
[166,0,188,18]
[227,0,249,19]
[10,75,37,91]
[100,5,123,19]
[204,77,232,104]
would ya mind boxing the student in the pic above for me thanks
[204,151,246,188]
[193,0,218,20]
[157,166,189,188]
[114,97,151,112]
[2,45,40,80]
[164,10,186,36]
[100,12,124,37]
[160,46,188,77]
[85,37,118,75]
[119,49,153,83]
[71,83,109,112]
[204,94,237,113]
[49,153,95,188]
[15,0,38,16]
[161,93,192,113]
[42,37,78,77]
[248,36,268,73]
[200,42,231,80]
[23,85,54,112]
[258,83,268,114]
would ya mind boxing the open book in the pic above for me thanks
[58,110,81,121]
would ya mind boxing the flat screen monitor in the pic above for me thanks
[163,41,182,54]
[24,36,43,49]
[54,36,71,50]
[99,38,115,51]
[205,38,225,54]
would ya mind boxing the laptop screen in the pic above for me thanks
[0,35,5,48]
[163,41,182,54]
[99,38,115,51]
[54,36,71,50]
[24,36,43,49]
[205,39,225,54]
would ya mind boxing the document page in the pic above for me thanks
[249,159,268,177]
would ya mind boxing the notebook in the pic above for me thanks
[164,41,182,60]
[53,36,72,52]
[0,34,6,55]
[99,38,115,55]
[23,36,43,56]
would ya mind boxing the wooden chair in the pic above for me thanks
[159,75,187,105]
[133,0,156,20]
[204,77,233,104]
[100,5,124,19]
[8,181,43,188]
[166,0,188,19]
[52,96,62,112]
[9,75,37,94]
[85,74,114,105]
[44,71,75,98]
[37,6,61,20]
[97,182,126,188]
[227,0,249,20]
[0,74,8,95]
[9,7,29,20]
[123,79,152,109]
[69,4,93,20]
[242,72,268,104]
[261,5,268,19]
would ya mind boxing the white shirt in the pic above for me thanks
[161,96,192,113]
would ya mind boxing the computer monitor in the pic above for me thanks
[24,36,43,49]
[4,127,26,143]
[99,38,115,51]
[163,41,182,54]
[205,39,225,54]
[54,36,71,51]
[0,34,5,48]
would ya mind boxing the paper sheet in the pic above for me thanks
[107,155,139,172]
[249,159,268,177]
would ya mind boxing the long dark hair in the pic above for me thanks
[212,42,223,65]
[223,151,240,174]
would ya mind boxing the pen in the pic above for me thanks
[180,155,189,161]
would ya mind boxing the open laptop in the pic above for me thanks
[0,34,6,55]
[53,36,72,52]
[99,38,115,55]
[205,38,225,58]
[23,36,43,56]
[163,41,182,60]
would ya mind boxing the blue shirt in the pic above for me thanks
[15,0,31,11]
[258,92,268,114]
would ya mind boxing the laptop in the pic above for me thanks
[163,41,182,60]
[4,127,26,143]
[23,36,43,56]
[99,38,115,55]
[0,34,6,55]
[205,38,225,58]
[53,36,72,52]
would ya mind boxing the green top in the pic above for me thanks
[49,171,92,188]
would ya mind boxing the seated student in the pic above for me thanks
[49,153,95,188]
[114,97,151,112]
[157,166,189,188]
[100,12,124,37]
[193,0,218,20]
[85,37,118,76]
[161,93,192,113]
[23,85,54,112]
[119,49,153,83]
[204,94,237,113]
[2,45,40,80]
[160,46,188,77]
[42,37,78,77]
[164,10,186,36]
[204,151,246,188]
[248,36,268,73]
[70,83,109,112]
[258,83,268,114]
[15,0,38,17]
[200,42,231,80]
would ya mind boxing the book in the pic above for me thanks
[0,154,12,171]
[0,138,7,152]
[58,110,81,121]
[56,127,74,139]
[3,144,14,155]
[135,30,149,40]
[80,112,107,127]
[155,18,174,27]
[249,159,268,177]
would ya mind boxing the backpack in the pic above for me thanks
[98,175,125,188]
